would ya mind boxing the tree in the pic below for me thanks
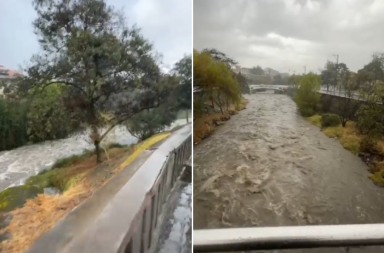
[250,66,264,75]
[26,84,79,142]
[173,55,192,122]
[202,48,238,68]
[235,73,250,94]
[355,54,384,136]
[321,61,336,92]
[126,106,177,141]
[288,74,302,86]
[193,50,241,114]
[25,0,172,163]
[337,70,360,127]
[294,73,321,116]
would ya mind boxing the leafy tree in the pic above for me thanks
[294,73,321,116]
[235,73,250,94]
[321,61,336,92]
[173,55,192,122]
[336,70,360,127]
[356,80,384,137]
[26,84,79,142]
[126,106,177,141]
[25,0,172,163]
[288,74,302,86]
[193,50,241,114]
[0,99,28,150]
[202,48,238,68]
[202,48,249,93]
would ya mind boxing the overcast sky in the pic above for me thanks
[194,0,384,74]
[0,0,191,72]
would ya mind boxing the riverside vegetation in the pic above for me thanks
[0,0,191,252]
[193,49,249,144]
[291,53,384,187]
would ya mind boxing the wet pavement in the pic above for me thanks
[157,161,192,253]
[0,119,188,192]
[193,93,384,252]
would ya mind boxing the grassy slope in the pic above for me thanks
[307,114,384,186]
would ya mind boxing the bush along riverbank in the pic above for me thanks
[307,113,384,187]
[0,132,171,253]
[193,98,248,145]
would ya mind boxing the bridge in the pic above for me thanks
[249,84,289,93]
[250,84,363,100]
[26,125,192,253]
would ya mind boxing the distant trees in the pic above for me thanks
[273,74,283,85]
[250,66,264,75]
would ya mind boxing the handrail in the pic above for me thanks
[193,224,384,252]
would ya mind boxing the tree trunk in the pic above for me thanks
[94,140,101,163]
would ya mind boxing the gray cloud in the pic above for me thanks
[194,0,384,73]
[0,0,191,71]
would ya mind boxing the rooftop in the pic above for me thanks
[0,65,23,79]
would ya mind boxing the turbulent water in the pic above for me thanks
[193,93,384,253]
[0,119,188,192]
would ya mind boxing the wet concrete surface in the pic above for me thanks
[157,164,192,253]
[193,93,384,252]
[0,119,188,192]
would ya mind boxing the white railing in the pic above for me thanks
[193,225,384,252]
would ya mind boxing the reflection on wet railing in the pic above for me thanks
[193,224,384,252]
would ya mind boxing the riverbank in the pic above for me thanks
[307,114,384,186]
[0,131,173,253]
[193,99,248,144]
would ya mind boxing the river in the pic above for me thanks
[193,93,384,252]
[0,119,189,192]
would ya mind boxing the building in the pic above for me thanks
[0,65,23,95]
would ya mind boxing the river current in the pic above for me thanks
[193,93,384,253]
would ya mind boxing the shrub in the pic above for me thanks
[321,113,340,128]
[299,107,315,117]
[356,104,384,137]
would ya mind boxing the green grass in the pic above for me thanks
[51,149,94,169]
[307,114,322,128]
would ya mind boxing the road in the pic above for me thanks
[193,92,384,252]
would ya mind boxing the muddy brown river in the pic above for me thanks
[193,93,384,253]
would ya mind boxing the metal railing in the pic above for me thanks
[193,224,384,252]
